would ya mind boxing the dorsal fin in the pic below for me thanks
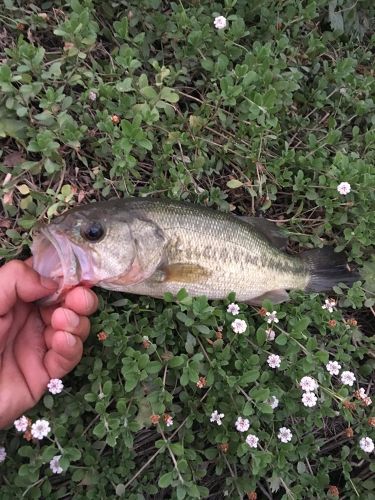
[238,216,288,250]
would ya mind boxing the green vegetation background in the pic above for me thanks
[0,0,374,498]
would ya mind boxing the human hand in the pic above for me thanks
[0,260,98,429]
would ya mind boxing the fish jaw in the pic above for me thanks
[31,227,97,305]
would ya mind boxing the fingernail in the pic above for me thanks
[63,309,80,328]
[40,276,58,290]
[85,291,97,310]
[65,332,77,346]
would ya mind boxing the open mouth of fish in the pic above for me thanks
[31,227,96,305]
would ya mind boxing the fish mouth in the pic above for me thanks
[31,226,96,305]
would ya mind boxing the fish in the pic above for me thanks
[31,197,359,306]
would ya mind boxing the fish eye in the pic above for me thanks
[81,222,105,242]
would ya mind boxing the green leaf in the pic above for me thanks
[188,364,199,383]
[249,387,270,402]
[227,179,243,189]
[297,461,306,474]
[140,86,158,100]
[239,369,260,384]
[103,380,112,395]
[195,324,211,335]
[93,421,106,439]
[18,446,34,458]
[169,443,184,456]
[315,351,329,364]
[115,484,126,496]
[41,446,59,462]
[125,374,139,392]
[257,402,274,414]
[116,78,133,92]
[43,394,54,409]
[0,118,27,139]
[160,87,179,103]
[176,485,186,500]
[147,361,162,374]
[328,0,344,32]
[64,447,82,461]
[256,328,267,346]
[275,333,288,346]
[168,356,185,368]
[158,471,174,488]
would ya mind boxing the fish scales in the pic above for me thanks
[112,199,309,301]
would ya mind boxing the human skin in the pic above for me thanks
[0,260,98,429]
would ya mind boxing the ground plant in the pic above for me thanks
[0,0,374,498]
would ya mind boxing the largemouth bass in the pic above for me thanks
[31,198,359,305]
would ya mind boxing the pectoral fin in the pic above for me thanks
[246,289,290,305]
[154,263,212,284]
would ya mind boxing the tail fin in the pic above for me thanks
[301,247,360,292]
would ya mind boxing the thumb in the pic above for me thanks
[0,260,57,315]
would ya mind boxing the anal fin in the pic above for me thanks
[246,289,290,306]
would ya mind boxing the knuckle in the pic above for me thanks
[5,260,25,274]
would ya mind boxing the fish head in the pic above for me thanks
[31,203,143,305]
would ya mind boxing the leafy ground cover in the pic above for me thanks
[0,0,374,498]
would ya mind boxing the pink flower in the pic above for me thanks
[278,427,292,443]
[227,303,240,315]
[267,354,281,369]
[47,378,64,395]
[266,311,279,324]
[359,437,374,453]
[337,182,351,195]
[214,16,227,29]
[235,416,250,432]
[326,360,341,376]
[231,319,247,334]
[14,415,29,432]
[245,434,259,448]
[299,376,318,392]
[341,371,356,386]
[50,455,63,474]
[302,391,318,407]
[31,419,51,440]
[164,415,173,427]
[269,396,279,409]
[265,328,275,341]
[322,298,336,313]
[210,410,224,426]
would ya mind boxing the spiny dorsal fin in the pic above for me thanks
[238,216,288,250]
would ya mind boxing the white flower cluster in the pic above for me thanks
[322,298,337,313]
[47,378,64,395]
[210,410,224,426]
[326,360,356,387]
[231,318,247,334]
[337,182,351,195]
[299,376,319,408]
[214,16,227,29]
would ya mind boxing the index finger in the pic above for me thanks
[63,287,99,316]
[0,260,57,316]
